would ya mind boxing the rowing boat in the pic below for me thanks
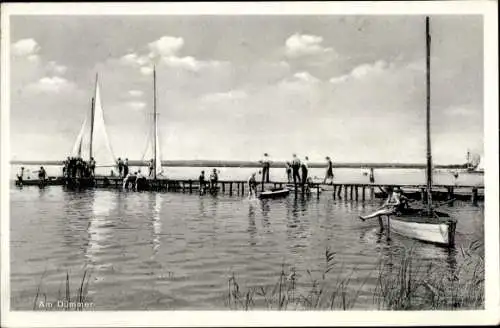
[388,208,457,246]
[259,188,290,199]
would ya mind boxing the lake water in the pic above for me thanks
[10,186,484,310]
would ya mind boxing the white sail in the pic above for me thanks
[141,115,163,176]
[70,78,116,167]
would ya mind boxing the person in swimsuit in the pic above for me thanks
[301,156,309,191]
[17,167,25,186]
[117,158,124,177]
[359,186,401,221]
[260,153,271,184]
[89,157,96,177]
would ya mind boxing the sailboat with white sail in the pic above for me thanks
[71,74,116,170]
[359,17,457,247]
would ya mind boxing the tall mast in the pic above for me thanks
[153,65,157,180]
[89,73,98,160]
[425,16,433,210]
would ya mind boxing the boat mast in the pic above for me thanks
[89,73,98,160]
[153,65,157,180]
[425,16,433,210]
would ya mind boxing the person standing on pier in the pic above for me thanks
[199,170,206,195]
[248,172,258,198]
[369,168,375,184]
[123,158,129,177]
[301,156,309,190]
[285,162,292,183]
[89,157,96,177]
[209,169,219,193]
[38,166,47,188]
[291,154,301,186]
[260,153,271,184]
[323,156,334,184]
[148,158,154,177]
[17,167,25,186]
[117,157,124,177]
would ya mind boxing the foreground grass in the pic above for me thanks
[33,269,93,311]
[225,240,484,310]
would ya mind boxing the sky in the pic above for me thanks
[9,15,484,164]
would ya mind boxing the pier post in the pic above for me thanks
[420,188,426,203]
[355,186,359,201]
[241,182,245,196]
[362,186,366,201]
[343,185,347,199]
[317,185,320,199]
[189,180,192,193]
[333,185,336,199]
[471,187,478,206]
[349,185,353,200]
[370,186,374,199]
[222,182,225,193]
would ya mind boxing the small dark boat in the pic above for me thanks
[259,188,290,199]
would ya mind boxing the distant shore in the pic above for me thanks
[10,159,471,170]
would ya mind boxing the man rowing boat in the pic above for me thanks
[359,186,406,221]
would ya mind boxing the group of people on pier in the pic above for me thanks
[259,153,337,186]
[62,156,96,179]
[198,169,219,195]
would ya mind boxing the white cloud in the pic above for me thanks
[279,71,320,89]
[201,90,247,103]
[293,71,320,83]
[27,76,75,93]
[128,90,144,97]
[126,101,147,110]
[46,61,67,75]
[285,33,333,58]
[330,60,390,84]
[140,66,154,76]
[12,38,40,57]
[148,36,184,58]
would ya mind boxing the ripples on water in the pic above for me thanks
[10,186,483,310]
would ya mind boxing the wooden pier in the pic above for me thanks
[17,176,483,203]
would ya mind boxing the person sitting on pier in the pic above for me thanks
[199,171,206,195]
[89,157,96,177]
[323,156,334,184]
[291,154,301,186]
[359,186,401,221]
[393,186,410,213]
[209,169,219,192]
[248,172,258,198]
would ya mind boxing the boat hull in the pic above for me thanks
[259,189,290,199]
[388,216,455,246]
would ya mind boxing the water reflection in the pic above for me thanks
[149,193,162,258]
[287,195,310,253]
[85,191,119,270]
[260,200,271,231]
[247,202,257,246]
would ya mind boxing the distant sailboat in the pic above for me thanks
[141,66,163,178]
[71,74,116,167]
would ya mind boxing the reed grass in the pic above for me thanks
[226,240,484,310]
[33,269,93,311]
